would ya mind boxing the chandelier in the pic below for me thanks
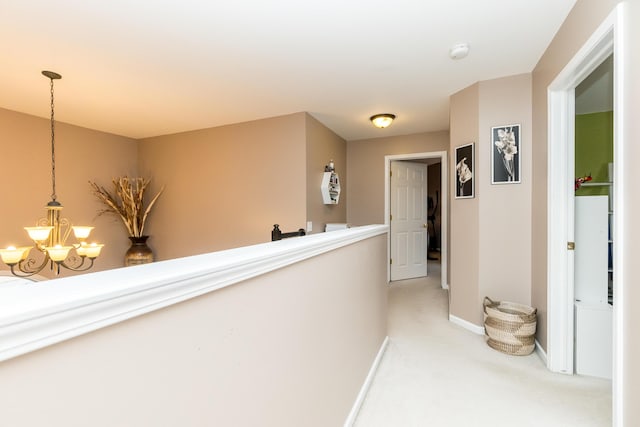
[0,71,103,277]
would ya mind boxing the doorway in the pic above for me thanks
[573,54,613,379]
[547,3,626,423]
[385,151,448,290]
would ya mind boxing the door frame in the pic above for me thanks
[546,2,625,422]
[389,160,429,281]
[385,151,448,290]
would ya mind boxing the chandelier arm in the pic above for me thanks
[60,256,95,272]
[13,253,51,277]
[9,264,43,279]
[12,252,94,276]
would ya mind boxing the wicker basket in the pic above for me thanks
[483,297,537,356]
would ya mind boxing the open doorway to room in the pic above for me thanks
[547,4,625,423]
[426,159,443,265]
[573,54,613,380]
[384,151,448,291]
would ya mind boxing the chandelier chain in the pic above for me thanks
[49,76,57,202]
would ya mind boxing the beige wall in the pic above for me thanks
[346,131,449,226]
[305,114,347,233]
[449,83,480,323]
[531,0,620,351]
[138,113,308,260]
[0,108,138,277]
[478,74,533,307]
[449,75,532,326]
[0,234,388,427]
[1,108,351,269]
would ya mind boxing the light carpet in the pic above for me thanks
[353,262,611,427]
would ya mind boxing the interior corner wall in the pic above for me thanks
[449,83,480,325]
[531,0,620,352]
[345,130,449,226]
[0,108,139,277]
[449,75,532,327]
[478,74,533,309]
[137,113,307,261]
[305,114,347,233]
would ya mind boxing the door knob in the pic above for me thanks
[423,224,428,228]
[567,241,575,250]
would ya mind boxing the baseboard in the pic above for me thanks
[449,314,485,335]
[344,336,390,427]
[535,339,548,365]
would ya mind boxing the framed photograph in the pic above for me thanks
[455,143,474,199]
[491,124,521,184]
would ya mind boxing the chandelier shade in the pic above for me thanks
[0,71,103,277]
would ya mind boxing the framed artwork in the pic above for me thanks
[455,143,474,199]
[491,124,521,184]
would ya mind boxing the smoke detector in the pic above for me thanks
[449,43,470,60]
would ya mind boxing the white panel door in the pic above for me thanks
[390,161,428,281]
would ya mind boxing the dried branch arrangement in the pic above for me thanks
[89,177,164,238]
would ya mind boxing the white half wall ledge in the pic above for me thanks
[0,224,388,363]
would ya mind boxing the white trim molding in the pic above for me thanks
[547,5,621,375]
[546,4,626,425]
[344,336,390,426]
[449,314,485,335]
[384,151,448,290]
[0,225,388,363]
[535,340,548,366]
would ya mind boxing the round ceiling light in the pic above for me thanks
[370,113,396,129]
[449,43,470,60]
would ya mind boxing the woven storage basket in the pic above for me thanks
[483,297,537,356]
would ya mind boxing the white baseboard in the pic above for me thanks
[344,336,390,427]
[449,314,485,335]
[535,339,548,365]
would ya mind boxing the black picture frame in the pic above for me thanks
[455,143,474,199]
[491,124,521,184]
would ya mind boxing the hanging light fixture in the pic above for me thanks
[0,70,103,277]
[370,113,396,129]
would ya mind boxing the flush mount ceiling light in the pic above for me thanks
[449,43,470,60]
[370,113,396,129]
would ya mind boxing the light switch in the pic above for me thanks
[306,221,313,232]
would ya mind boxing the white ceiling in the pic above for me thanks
[0,0,576,141]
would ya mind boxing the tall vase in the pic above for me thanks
[125,235,154,266]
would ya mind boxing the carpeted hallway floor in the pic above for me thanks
[353,262,612,427]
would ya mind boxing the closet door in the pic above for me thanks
[574,195,608,304]
[574,194,611,378]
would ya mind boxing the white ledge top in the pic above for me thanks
[0,224,387,362]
